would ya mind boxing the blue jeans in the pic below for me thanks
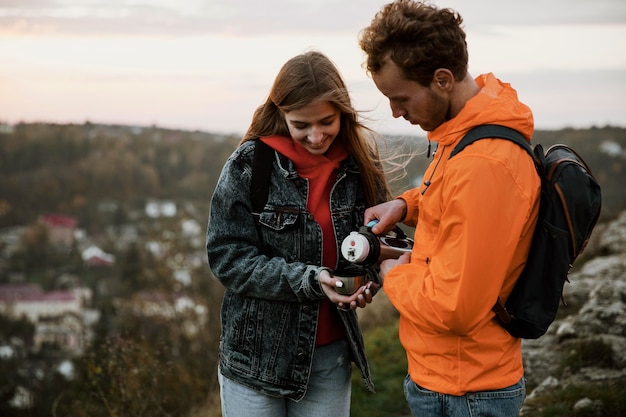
[404,374,525,417]
[219,339,352,417]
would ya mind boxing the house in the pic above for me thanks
[39,214,77,247]
[0,225,27,258]
[181,218,202,237]
[116,290,208,337]
[33,313,86,354]
[81,245,115,267]
[0,283,81,322]
[9,385,34,409]
[181,218,204,249]
[145,200,176,218]
[0,284,92,355]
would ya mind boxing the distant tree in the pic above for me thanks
[0,315,36,417]
[56,336,173,417]
[10,223,50,277]
[117,243,144,294]
[0,315,35,346]
[54,305,216,417]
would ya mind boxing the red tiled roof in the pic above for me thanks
[0,283,43,301]
[40,214,77,228]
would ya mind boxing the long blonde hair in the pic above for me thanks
[242,50,390,206]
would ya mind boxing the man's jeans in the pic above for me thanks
[219,338,352,417]
[404,374,525,417]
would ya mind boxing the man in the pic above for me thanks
[358,1,540,415]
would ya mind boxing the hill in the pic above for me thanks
[0,122,625,416]
[1,123,625,231]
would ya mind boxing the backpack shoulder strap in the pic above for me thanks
[449,124,538,326]
[250,139,274,215]
[450,124,534,160]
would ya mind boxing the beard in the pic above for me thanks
[417,87,451,132]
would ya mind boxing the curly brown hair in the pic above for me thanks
[359,0,468,86]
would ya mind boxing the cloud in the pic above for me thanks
[1,0,625,134]
[445,0,626,26]
[0,0,381,36]
[2,0,624,37]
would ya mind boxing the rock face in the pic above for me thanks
[520,210,626,415]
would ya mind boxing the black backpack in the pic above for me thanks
[450,124,602,339]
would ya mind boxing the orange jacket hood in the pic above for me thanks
[428,73,534,148]
[384,73,540,395]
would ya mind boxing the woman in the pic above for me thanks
[206,50,390,417]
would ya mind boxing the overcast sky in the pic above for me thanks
[1,0,625,136]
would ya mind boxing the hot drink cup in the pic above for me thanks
[333,268,368,295]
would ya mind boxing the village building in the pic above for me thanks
[39,213,77,247]
[0,283,81,322]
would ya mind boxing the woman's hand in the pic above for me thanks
[319,270,379,310]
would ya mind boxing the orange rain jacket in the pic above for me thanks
[384,73,541,396]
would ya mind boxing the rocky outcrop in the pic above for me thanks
[520,210,626,415]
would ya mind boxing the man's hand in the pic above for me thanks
[364,198,407,235]
[378,252,411,284]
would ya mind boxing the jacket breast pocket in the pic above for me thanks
[257,209,301,259]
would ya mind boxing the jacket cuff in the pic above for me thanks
[396,197,408,222]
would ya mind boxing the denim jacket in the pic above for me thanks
[206,140,384,400]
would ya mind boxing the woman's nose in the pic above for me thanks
[308,126,324,143]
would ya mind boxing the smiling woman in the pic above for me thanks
[206,49,391,417]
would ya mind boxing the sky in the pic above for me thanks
[1,0,625,137]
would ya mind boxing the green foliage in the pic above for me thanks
[2,123,625,230]
[0,315,35,342]
[532,126,626,220]
[523,338,624,417]
[561,338,614,373]
[0,123,239,231]
[528,379,626,417]
[61,337,176,416]
[351,321,410,417]
[53,312,219,417]
[0,317,36,416]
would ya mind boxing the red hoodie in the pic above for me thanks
[261,136,349,345]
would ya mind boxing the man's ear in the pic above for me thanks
[433,69,453,89]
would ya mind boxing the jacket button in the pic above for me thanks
[297,351,305,360]
[303,305,311,313]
